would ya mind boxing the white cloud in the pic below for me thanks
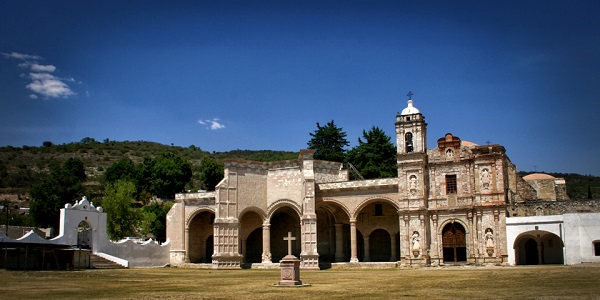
[26,72,75,98]
[1,52,42,60]
[198,118,226,130]
[31,64,56,72]
[3,51,77,99]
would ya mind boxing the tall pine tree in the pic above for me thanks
[307,120,349,162]
[346,126,397,179]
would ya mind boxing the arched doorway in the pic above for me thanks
[316,201,351,262]
[515,231,564,265]
[77,220,92,249]
[442,222,467,263]
[188,211,215,263]
[355,200,399,263]
[524,239,539,265]
[269,207,301,262]
[369,229,391,262]
[245,228,262,263]
[239,210,263,265]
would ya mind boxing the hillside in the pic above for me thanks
[0,138,298,200]
[1,139,598,201]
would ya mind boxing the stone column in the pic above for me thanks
[335,223,344,262]
[184,226,190,263]
[537,243,543,265]
[262,223,272,263]
[390,233,398,261]
[363,235,370,262]
[350,218,358,262]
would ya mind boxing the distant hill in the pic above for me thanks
[0,138,298,200]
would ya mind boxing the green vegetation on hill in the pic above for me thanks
[0,138,298,199]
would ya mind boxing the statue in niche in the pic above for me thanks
[484,228,494,257]
[409,175,418,196]
[411,231,421,257]
[445,148,454,158]
[481,168,491,190]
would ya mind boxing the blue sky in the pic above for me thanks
[1,1,599,175]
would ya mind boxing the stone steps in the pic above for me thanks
[90,254,126,269]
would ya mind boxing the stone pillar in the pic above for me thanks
[390,233,398,261]
[335,223,344,262]
[262,223,272,263]
[363,235,370,262]
[537,243,543,265]
[350,219,358,262]
[184,226,190,263]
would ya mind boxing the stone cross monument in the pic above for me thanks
[277,231,303,286]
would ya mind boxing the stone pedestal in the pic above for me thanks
[278,255,302,286]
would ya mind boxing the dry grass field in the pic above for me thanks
[2,265,600,299]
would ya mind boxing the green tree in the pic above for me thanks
[102,179,140,240]
[198,156,224,191]
[139,152,192,199]
[29,158,87,229]
[104,157,138,184]
[346,126,397,179]
[140,202,173,242]
[307,120,349,162]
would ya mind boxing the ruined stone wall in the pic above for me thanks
[512,199,600,217]
[314,161,346,183]
[266,167,303,206]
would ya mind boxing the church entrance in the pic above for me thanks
[442,222,467,263]
[269,207,301,262]
[77,220,92,249]
[188,211,215,263]
[514,231,564,265]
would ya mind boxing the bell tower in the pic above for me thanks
[396,93,427,155]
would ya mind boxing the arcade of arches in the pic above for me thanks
[166,99,576,269]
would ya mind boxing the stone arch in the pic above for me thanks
[352,197,399,219]
[440,220,468,263]
[317,199,352,263]
[319,198,352,222]
[266,199,302,221]
[268,201,302,262]
[514,230,564,265]
[369,228,392,262]
[76,220,92,248]
[238,207,265,264]
[187,209,215,263]
[186,207,216,227]
[353,197,400,263]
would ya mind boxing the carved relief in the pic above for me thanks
[484,228,494,257]
[411,231,421,257]
[409,174,418,196]
[480,168,491,191]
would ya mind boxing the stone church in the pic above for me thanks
[166,98,569,269]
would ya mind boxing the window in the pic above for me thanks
[405,132,414,153]
[594,241,600,256]
[375,204,383,216]
[446,174,457,194]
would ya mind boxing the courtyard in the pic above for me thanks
[1,264,599,299]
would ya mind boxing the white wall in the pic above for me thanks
[53,197,171,268]
[506,213,600,265]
